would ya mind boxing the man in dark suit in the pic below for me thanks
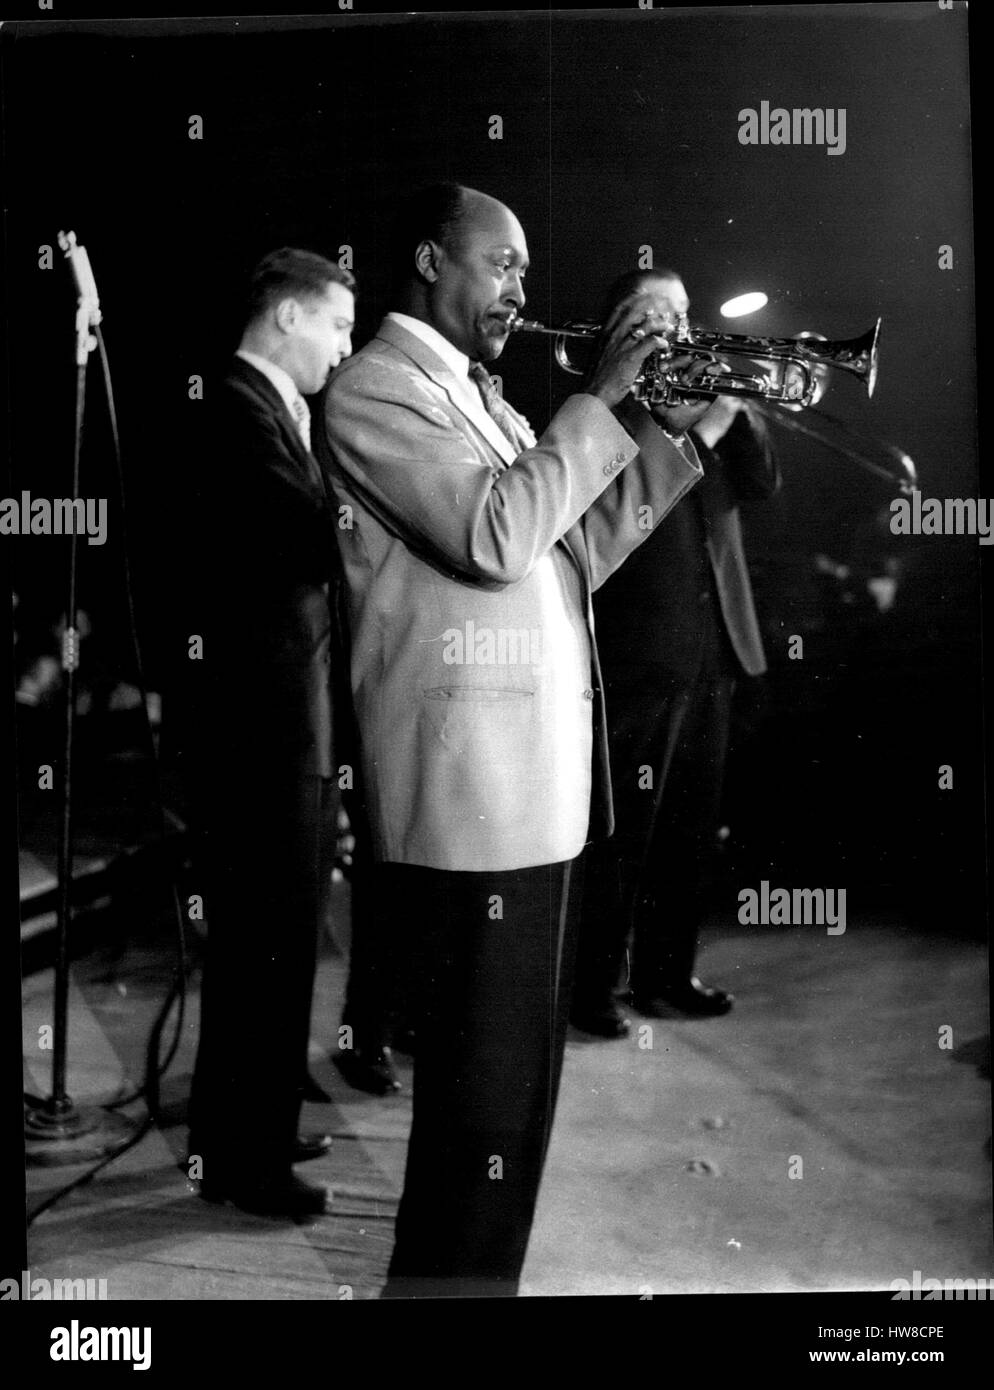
[315,184,716,1295]
[185,248,355,1218]
[571,268,780,1037]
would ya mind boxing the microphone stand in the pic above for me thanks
[24,233,137,1165]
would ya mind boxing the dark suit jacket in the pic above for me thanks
[194,356,340,784]
[185,358,342,1175]
[593,407,779,681]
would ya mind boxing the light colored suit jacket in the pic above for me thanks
[316,316,703,871]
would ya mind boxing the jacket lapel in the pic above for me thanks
[373,318,520,468]
[372,318,590,586]
[228,357,328,496]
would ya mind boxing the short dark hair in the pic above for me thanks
[600,266,682,319]
[389,182,472,288]
[244,248,355,327]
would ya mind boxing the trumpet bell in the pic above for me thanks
[804,317,881,398]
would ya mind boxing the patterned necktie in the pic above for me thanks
[468,362,518,447]
[290,393,311,453]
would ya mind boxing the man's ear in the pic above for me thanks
[414,239,443,285]
[273,297,300,333]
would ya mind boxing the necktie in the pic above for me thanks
[290,393,312,453]
[468,362,518,447]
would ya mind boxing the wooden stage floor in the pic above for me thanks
[22,899,992,1300]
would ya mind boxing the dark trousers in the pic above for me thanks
[188,768,338,1185]
[376,857,583,1299]
[574,614,737,1007]
[338,794,400,1051]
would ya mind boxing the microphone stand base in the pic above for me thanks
[25,1102,139,1168]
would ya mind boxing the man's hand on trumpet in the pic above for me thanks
[582,289,715,434]
[649,355,724,436]
[581,292,692,413]
[689,384,747,450]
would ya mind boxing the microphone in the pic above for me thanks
[57,230,102,364]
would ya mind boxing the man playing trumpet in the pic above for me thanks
[570,267,780,1035]
[316,185,715,1295]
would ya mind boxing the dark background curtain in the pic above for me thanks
[3,4,983,928]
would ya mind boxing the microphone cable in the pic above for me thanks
[26,319,195,1224]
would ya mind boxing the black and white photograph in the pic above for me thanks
[2,0,989,1357]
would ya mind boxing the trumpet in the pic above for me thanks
[510,310,916,494]
[508,311,881,410]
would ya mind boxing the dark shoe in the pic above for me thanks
[301,1072,332,1103]
[293,1132,332,1163]
[633,977,734,1018]
[333,1045,401,1095]
[199,1171,330,1218]
[570,1000,631,1038]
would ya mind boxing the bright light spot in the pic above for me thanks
[720,291,768,318]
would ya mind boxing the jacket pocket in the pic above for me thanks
[421,685,536,752]
[423,686,535,701]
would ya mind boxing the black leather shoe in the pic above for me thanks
[570,1001,631,1038]
[333,1045,401,1095]
[301,1072,332,1103]
[293,1132,332,1163]
[633,977,734,1017]
[199,1172,330,1218]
